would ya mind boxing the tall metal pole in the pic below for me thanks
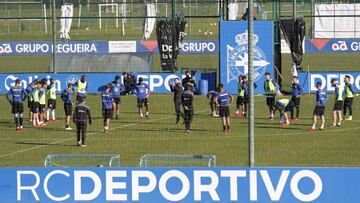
[171,0,176,72]
[248,0,255,167]
[52,0,56,73]
[293,0,297,20]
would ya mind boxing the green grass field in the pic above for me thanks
[0,94,359,167]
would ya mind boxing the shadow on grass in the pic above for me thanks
[14,141,75,147]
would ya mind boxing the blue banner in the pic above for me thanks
[219,21,274,94]
[305,39,360,53]
[1,167,360,202]
[0,73,208,94]
[0,40,218,56]
[298,72,360,93]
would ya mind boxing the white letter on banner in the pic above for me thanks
[310,74,326,92]
[260,170,289,201]
[74,171,102,201]
[106,171,127,201]
[355,75,360,90]
[17,171,40,201]
[149,75,163,92]
[164,75,179,91]
[194,170,220,201]
[290,170,322,202]
[220,170,246,201]
[249,170,258,201]
[159,170,190,201]
[132,171,157,201]
[44,170,70,201]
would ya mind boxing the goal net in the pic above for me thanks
[44,154,120,167]
[139,154,216,167]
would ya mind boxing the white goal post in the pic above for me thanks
[98,2,126,35]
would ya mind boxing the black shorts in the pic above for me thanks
[284,104,292,112]
[32,102,40,113]
[48,99,56,109]
[137,98,148,108]
[333,101,343,111]
[266,96,276,106]
[291,96,301,106]
[39,104,45,113]
[237,96,244,106]
[64,103,72,117]
[219,106,230,118]
[313,106,325,116]
[344,98,353,106]
[103,108,112,119]
[113,97,121,104]
[12,102,24,114]
[28,100,33,108]
[243,95,249,104]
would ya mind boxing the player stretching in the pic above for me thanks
[274,98,292,126]
[331,79,344,127]
[61,83,74,130]
[343,75,354,121]
[111,75,125,120]
[207,89,219,117]
[134,77,150,119]
[169,78,184,125]
[75,75,87,104]
[216,84,233,133]
[38,80,47,126]
[102,84,114,133]
[235,75,244,117]
[26,79,38,123]
[290,76,303,120]
[310,82,328,131]
[46,78,57,122]
[6,79,27,131]
[181,83,194,133]
[264,72,277,120]
[31,81,41,127]
[73,100,92,147]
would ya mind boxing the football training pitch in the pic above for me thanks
[0,93,359,167]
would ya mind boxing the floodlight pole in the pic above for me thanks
[51,0,56,73]
[248,0,255,167]
[293,0,297,20]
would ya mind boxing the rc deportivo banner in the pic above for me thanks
[220,21,274,94]
[2,167,360,202]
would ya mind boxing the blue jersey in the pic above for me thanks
[316,90,328,107]
[101,91,113,110]
[134,82,149,100]
[111,81,125,98]
[291,83,303,97]
[6,86,27,104]
[242,81,249,97]
[217,91,231,107]
[208,90,219,100]
[61,88,73,104]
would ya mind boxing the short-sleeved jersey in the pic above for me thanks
[61,88,73,104]
[111,81,125,98]
[291,83,303,97]
[181,90,194,110]
[134,82,149,100]
[316,90,328,107]
[217,91,231,107]
[208,90,219,100]
[101,91,113,110]
[6,86,27,103]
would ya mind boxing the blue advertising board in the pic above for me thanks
[305,39,360,53]
[298,72,360,93]
[0,40,218,56]
[0,72,213,94]
[1,167,360,202]
[220,21,274,94]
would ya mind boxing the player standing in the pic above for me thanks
[102,83,114,133]
[26,79,38,123]
[38,80,47,126]
[235,75,244,117]
[310,82,328,131]
[264,72,277,120]
[61,83,74,130]
[31,81,40,127]
[331,79,344,127]
[73,100,92,147]
[343,75,354,121]
[207,89,219,117]
[181,83,194,133]
[6,79,27,131]
[290,76,303,120]
[134,77,150,119]
[75,75,87,104]
[111,75,125,120]
[46,78,57,122]
[169,78,184,125]
[274,98,292,126]
[215,84,233,133]
[242,75,250,118]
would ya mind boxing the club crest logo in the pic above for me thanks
[227,30,270,83]
[66,75,80,85]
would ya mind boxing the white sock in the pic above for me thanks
[33,119,36,126]
[46,109,51,120]
[236,110,239,114]
[320,124,324,129]
[146,112,149,116]
[52,110,56,120]
[104,126,109,130]
[312,124,316,129]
